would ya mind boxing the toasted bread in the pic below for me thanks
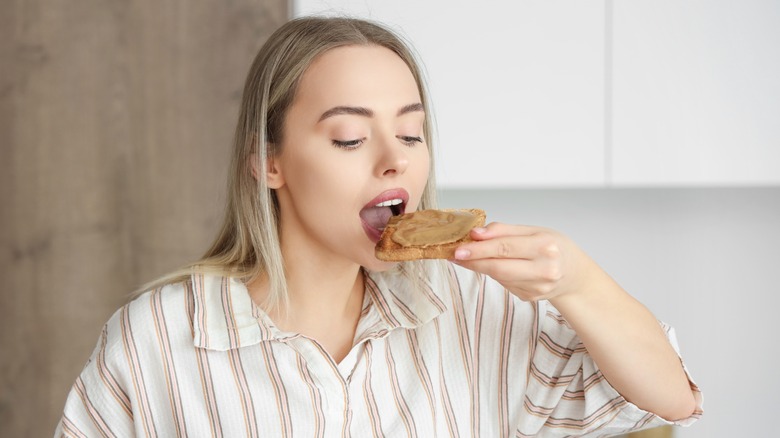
[375,208,486,261]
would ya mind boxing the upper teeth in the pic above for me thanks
[375,198,403,207]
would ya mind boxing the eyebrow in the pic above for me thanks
[317,102,424,122]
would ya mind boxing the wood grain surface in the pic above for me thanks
[625,425,675,437]
[0,1,287,435]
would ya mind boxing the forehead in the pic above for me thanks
[293,45,421,110]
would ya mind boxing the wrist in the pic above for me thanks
[548,262,626,324]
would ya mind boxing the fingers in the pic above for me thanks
[455,227,561,262]
[454,258,533,282]
[453,258,561,301]
[469,222,538,241]
[451,222,583,302]
[454,236,537,261]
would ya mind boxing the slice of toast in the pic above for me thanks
[375,208,486,261]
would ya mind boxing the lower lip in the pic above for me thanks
[361,221,384,244]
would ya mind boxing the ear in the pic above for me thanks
[250,151,285,189]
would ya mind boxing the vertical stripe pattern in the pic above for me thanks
[120,305,158,437]
[95,326,133,419]
[151,290,189,437]
[498,290,515,438]
[296,354,325,438]
[385,340,418,438]
[260,341,294,436]
[185,281,224,438]
[56,267,702,437]
[362,341,384,437]
[228,349,259,438]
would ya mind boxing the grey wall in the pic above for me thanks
[440,187,780,438]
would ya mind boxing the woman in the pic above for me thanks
[57,17,701,437]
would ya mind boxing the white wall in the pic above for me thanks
[440,187,780,437]
[611,1,780,185]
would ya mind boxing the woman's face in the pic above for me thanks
[269,45,430,271]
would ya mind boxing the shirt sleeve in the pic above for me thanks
[55,308,136,438]
[518,300,703,437]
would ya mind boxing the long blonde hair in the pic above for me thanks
[138,17,441,311]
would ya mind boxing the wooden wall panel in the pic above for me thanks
[0,1,287,435]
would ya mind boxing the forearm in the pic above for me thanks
[453,223,697,420]
[549,260,696,421]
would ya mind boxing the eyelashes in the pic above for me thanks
[331,136,424,150]
[332,139,364,149]
[398,136,424,147]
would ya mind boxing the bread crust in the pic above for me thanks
[375,208,486,261]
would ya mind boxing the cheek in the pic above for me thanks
[407,148,431,211]
[282,151,365,208]
[415,147,431,183]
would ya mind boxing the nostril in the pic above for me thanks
[379,147,409,176]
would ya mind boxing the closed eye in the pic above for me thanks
[332,138,364,149]
[398,136,423,147]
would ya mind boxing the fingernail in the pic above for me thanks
[473,227,487,234]
[454,249,470,260]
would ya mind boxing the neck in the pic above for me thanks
[246,236,365,343]
[245,208,370,362]
[282,252,364,328]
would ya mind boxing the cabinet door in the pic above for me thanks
[294,1,607,188]
[611,1,780,185]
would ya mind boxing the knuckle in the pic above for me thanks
[540,264,563,282]
[536,282,556,296]
[535,233,560,257]
[497,240,512,258]
[540,242,561,259]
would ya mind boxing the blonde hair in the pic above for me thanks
[138,17,442,312]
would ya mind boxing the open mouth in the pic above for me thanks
[375,198,405,217]
[360,189,409,243]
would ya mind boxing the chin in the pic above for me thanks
[361,256,399,273]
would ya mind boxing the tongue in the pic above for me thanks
[360,206,394,230]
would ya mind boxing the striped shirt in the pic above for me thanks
[56,263,702,437]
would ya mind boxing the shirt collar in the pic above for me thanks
[360,266,447,334]
[190,265,447,351]
[190,274,267,351]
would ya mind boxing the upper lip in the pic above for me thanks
[363,188,409,212]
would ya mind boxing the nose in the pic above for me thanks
[375,136,409,177]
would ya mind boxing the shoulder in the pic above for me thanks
[99,280,194,355]
[124,280,192,325]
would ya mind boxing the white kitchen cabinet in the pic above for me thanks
[611,0,780,186]
[294,1,607,188]
[293,1,779,187]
